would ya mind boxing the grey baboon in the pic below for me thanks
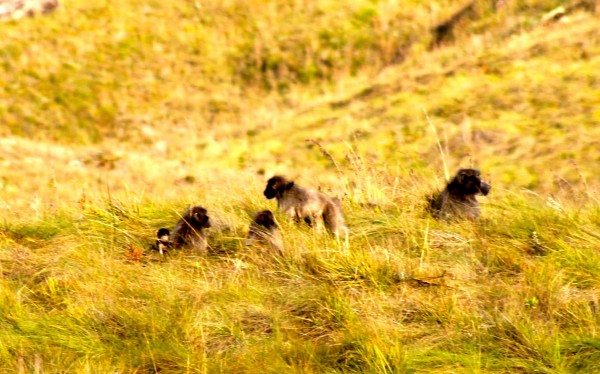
[171,206,211,252]
[151,228,172,255]
[263,175,347,238]
[428,168,491,220]
[0,0,58,21]
[246,210,283,253]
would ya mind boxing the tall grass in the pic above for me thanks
[1,153,598,372]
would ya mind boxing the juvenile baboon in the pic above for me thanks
[263,175,347,238]
[151,228,172,255]
[428,168,491,220]
[246,210,283,253]
[171,206,211,252]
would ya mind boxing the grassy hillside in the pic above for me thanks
[1,0,599,372]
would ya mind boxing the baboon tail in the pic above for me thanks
[426,192,442,214]
[323,199,343,235]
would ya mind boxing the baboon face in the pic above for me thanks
[264,176,294,200]
[254,210,278,231]
[188,206,211,228]
[156,228,170,241]
[452,169,491,196]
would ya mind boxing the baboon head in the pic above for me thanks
[42,0,59,13]
[253,210,278,231]
[156,228,170,241]
[264,175,294,200]
[448,169,491,196]
[186,206,211,228]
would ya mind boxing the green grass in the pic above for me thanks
[1,0,599,372]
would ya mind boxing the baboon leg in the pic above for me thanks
[334,227,350,250]
[303,217,313,227]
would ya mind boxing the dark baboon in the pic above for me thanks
[171,206,211,252]
[428,168,491,220]
[151,228,172,255]
[263,175,347,238]
[246,210,283,253]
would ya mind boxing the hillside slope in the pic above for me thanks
[0,1,599,372]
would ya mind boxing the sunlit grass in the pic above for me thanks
[1,163,598,372]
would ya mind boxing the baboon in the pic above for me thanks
[151,228,172,255]
[170,206,211,252]
[246,210,283,253]
[0,0,58,21]
[263,175,347,238]
[428,168,491,220]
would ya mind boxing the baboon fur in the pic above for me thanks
[170,206,211,252]
[428,168,491,220]
[263,175,347,237]
[246,210,283,253]
[151,228,172,254]
[0,0,59,21]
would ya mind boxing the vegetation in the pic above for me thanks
[0,0,599,372]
